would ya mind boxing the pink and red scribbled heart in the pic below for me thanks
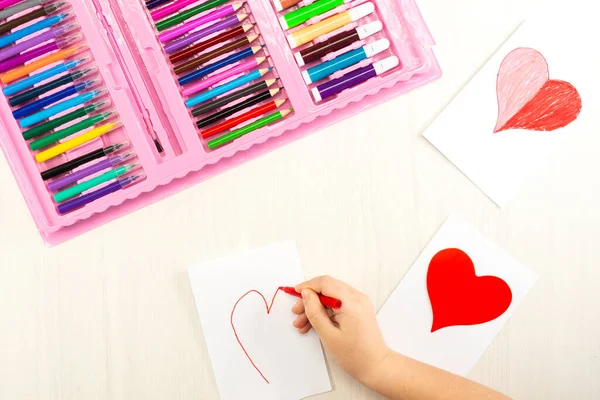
[494,47,582,133]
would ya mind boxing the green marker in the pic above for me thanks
[156,0,229,31]
[22,101,109,140]
[30,111,114,151]
[280,0,347,30]
[208,108,292,149]
[53,163,139,203]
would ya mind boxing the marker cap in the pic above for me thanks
[56,33,83,49]
[53,21,80,37]
[356,20,382,40]
[109,150,136,166]
[348,2,374,22]
[363,38,389,58]
[373,56,399,75]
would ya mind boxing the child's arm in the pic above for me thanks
[292,276,511,400]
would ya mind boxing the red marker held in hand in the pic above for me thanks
[279,286,342,309]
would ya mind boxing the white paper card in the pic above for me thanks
[423,15,600,206]
[188,242,331,400]
[377,216,538,376]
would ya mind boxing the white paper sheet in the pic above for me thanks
[423,15,600,207]
[188,242,331,400]
[377,216,538,376]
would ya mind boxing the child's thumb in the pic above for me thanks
[302,289,335,337]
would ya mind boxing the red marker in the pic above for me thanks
[279,286,342,309]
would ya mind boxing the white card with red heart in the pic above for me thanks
[188,242,331,400]
[423,14,600,207]
[377,215,538,376]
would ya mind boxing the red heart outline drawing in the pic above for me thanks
[494,47,582,133]
[427,248,513,332]
[230,288,284,384]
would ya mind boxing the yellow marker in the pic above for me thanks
[35,121,121,163]
[286,2,374,49]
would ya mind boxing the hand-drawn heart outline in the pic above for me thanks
[494,47,582,133]
[230,288,284,384]
[427,248,513,332]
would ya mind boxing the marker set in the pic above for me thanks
[0,0,440,244]
[0,0,144,217]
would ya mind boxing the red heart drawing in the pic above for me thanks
[230,288,284,384]
[494,47,582,133]
[427,248,513,332]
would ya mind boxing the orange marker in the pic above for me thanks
[0,44,88,84]
[286,2,374,49]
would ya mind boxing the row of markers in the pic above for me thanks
[0,0,144,214]
[145,0,292,149]
[276,0,397,102]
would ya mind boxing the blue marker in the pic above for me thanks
[20,89,105,128]
[0,13,70,49]
[2,57,88,97]
[302,39,390,85]
[179,45,264,86]
[13,79,100,120]
[186,67,272,108]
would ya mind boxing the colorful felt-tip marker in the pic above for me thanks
[156,0,229,31]
[178,45,263,87]
[0,34,81,74]
[0,0,51,21]
[41,141,128,181]
[181,55,265,96]
[0,12,69,49]
[35,121,121,163]
[207,108,291,149]
[2,57,87,96]
[164,13,247,54]
[295,20,382,66]
[57,172,144,214]
[0,1,66,36]
[311,55,398,102]
[286,2,373,48]
[273,0,301,12]
[0,22,77,63]
[201,97,286,139]
[30,110,114,151]
[280,0,351,30]
[159,2,243,43]
[174,33,258,75]
[13,79,99,120]
[53,163,139,203]
[0,0,29,9]
[279,286,342,308]
[22,100,108,140]
[10,66,97,107]
[302,38,389,84]
[146,0,172,10]
[20,88,104,128]
[48,150,135,192]
[151,0,197,21]
[185,67,271,108]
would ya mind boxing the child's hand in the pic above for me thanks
[291,276,390,384]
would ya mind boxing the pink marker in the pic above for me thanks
[151,0,199,21]
[158,2,243,43]
[182,56,266,97]
[0,0,25,9]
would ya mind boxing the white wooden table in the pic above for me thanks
[1,0,599,398]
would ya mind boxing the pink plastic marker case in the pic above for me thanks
[0,0,440,245]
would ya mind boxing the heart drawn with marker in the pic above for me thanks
[230,288,285,384]
[494,47,582,133]
[427,248,513,332]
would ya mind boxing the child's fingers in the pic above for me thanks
[293,313,309,328]
[291,298,305,315]
[295,275,349,299]
[298,323,313,334]
[301,289,337,338]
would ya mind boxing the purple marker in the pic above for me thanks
[0,34,81,74]
[48,151,136,192]
[311,56,399,102]
[0,22,78,63]
[164,14,248,54]
[57,172,145,215]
